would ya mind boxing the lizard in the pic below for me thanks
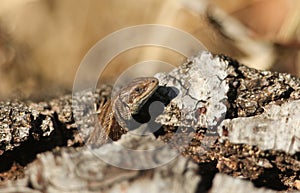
[87,77,159,145]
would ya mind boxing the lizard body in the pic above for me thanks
[87,77,159,145]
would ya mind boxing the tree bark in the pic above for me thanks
[0,51,299,192]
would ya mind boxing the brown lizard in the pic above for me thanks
[87,77,159,145]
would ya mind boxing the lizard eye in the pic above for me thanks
[134,87,142,93]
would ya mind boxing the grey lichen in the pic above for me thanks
[40,116,54,136]
[0,101,32,152]
[155,51,229,130]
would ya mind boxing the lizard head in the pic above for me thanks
[111,77,159,129]
[118,77,159,114]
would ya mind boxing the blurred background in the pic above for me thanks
[0,0,300,100]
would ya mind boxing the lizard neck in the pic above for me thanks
[111,94,130,129]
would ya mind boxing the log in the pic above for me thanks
[0,51,299,192]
